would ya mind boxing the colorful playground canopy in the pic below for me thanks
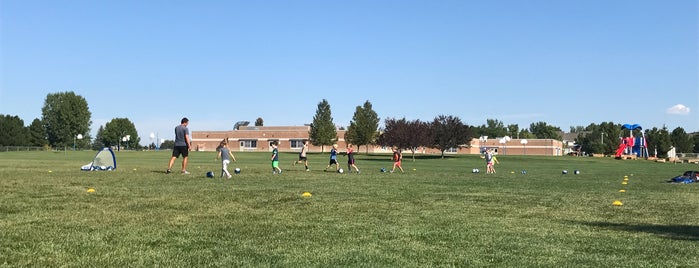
[621,124,643,130]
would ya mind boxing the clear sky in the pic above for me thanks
[1,0,697,146]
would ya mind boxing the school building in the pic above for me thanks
[190,125,565,156]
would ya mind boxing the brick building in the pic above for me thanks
[191,125,564,156]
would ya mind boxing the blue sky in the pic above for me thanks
[1,0,697,145]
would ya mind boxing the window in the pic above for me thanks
[446,147,458,153]
[240,140,257,148]
[290,140,304,149]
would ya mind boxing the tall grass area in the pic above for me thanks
[1,150,697,267]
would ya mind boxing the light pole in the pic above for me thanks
[521,139,528,155]
[73,134,83,151]
[122,135,131,150]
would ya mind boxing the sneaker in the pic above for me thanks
[357,170,361,174]
[181,170,190,175]
[279,170,282,174]
[292,161,296,166]
[227,175,232,179]
[166,169,172,174]
[306,169,310,172]
[390,170,394,173]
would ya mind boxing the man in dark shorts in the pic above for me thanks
[293,140,310,171]
[167,117,192,174]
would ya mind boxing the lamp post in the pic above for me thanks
[521,139,528,155]
[73,134,83,151]
[122,135,131,150]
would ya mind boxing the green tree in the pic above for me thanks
[430,115,472,158]
[345,100,380,153]
[101,118,140,151]
[0,114,29,146]
[255,117,264,126]
[645,126,672,157]
[506,124,519,139]
[41,91,92,148]
[27,118,47,147]
[692,132,699,153]
[529,121,562,140]
[92,125,106,150]
[379,118,431,161]
[670,127,693,153]
[309,99,337,152]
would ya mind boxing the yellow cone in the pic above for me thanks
[618,189,626,193]
[623,178,629,181]
[87,188,95,193]
[301,192,312,197]
[612,200,623,206]
[621,181,628,185]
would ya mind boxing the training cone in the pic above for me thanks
[623,178,629,181]
[618,189,626,193]
[301,192,312,197]
[87,188,95,193]
[612,200,623,206]
[621,181,628,185]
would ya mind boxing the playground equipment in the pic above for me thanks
[615,124,649,158]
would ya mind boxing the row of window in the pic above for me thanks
[238,139,305,149]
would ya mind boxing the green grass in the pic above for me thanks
[1,150,698,267]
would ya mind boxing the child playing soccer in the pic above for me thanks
[216,141,236,178]
[390,147,404,173]
[271,142,282,174]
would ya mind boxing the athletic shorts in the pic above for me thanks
[298,154,308,161]
[348,159,355,165]
[172,146,189,158]
[272,160,279,168]
[329,159,338,165]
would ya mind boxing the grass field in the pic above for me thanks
[1,150,698,267]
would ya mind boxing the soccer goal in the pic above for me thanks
[81,147,117,171]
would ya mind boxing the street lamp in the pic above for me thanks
[122,135,131,150]
[74,134,83,151]
[521,139,528,155]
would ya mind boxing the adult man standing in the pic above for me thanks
[167,117,192,174]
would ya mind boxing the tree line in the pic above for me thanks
[1,92,698,157]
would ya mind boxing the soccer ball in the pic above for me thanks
[338,168,344,174]
[206,171,214,178]
[574,170,580,175]
[521,170,527,174]
[380,168,386,172]
[472,168,479,173]
[234,168,241,174]
[562,170,568,174]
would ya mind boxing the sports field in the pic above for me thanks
[1,150,697,267]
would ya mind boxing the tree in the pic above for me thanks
[529,121,562,140]
[430,115,472,158]
[101,118,140,150]
[255,117,264,126]
[41,91,92,148]
[92,125,106,150]
[506,124,519,139]
[309,99,337,152]
[692,132,699,153]
[345,100,380,153]
[379,118,431,161]
[0,114,29,146]
[645,126,672,157]
[27,118,47,147]
[670,127,693,153]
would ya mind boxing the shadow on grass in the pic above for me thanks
[568,221,699,241]
[359,154,458,162]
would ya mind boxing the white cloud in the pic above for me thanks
[666,104,690,115]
